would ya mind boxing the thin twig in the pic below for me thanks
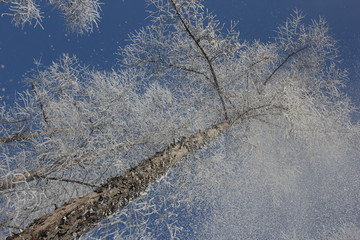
[0,128,69,144]
[0,223,23,231]
[264,45,309,86]
[0,119,34,125]
[44,176,99,188]
[31,82,50,127]
[139,57,211,81]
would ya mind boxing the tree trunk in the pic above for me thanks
[7,118,236,240]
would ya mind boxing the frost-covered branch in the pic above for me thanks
[1,0,102,33]
[168,0,228,119]
[50,0,102,34]
[1,0,43,28]
[0,128,69,144]
[5,109,256,239]
[122,0,243,120]
[263,45,309,86]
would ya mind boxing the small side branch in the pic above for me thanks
[0,223,23,231]
[31,82,50,127]
[139,57,211,81]
[0,128,69,144]
[0,118,33,125]
[44,176,99,188]
[0,139,146,192]
[264,45,309,86]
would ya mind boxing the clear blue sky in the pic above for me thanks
[1,0,359,112]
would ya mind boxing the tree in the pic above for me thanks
[1,0,359,239]
[0,0,102,34]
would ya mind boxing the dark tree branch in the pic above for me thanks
[169,0,228,119]
[264,45,309,86]
[44,177,100,188]
[139,57,211,81]
[0,223,23,231]
[0,118,34,125]
[0,128,69,144]
[0,139,146,192]
[31,82,50,127]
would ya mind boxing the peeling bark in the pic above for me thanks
[7,118,234,240]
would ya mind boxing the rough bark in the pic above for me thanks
[7,118,235,240]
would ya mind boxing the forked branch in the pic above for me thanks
[169,0,228,119]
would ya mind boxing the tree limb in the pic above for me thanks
[31,82,50,127]
[0,128,69,144]
[6,105,276,239]
[263,45,309,86]
[0,139,147,192]
[6,115,247,239]
[44,177,100,188]
[169,0,229,119]
[138,57,211,81]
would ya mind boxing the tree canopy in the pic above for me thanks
[1,0,359,239]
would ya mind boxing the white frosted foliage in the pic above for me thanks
[0,0,359,239]
[1,0,102,33]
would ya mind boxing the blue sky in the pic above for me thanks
[1,0,359,112]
